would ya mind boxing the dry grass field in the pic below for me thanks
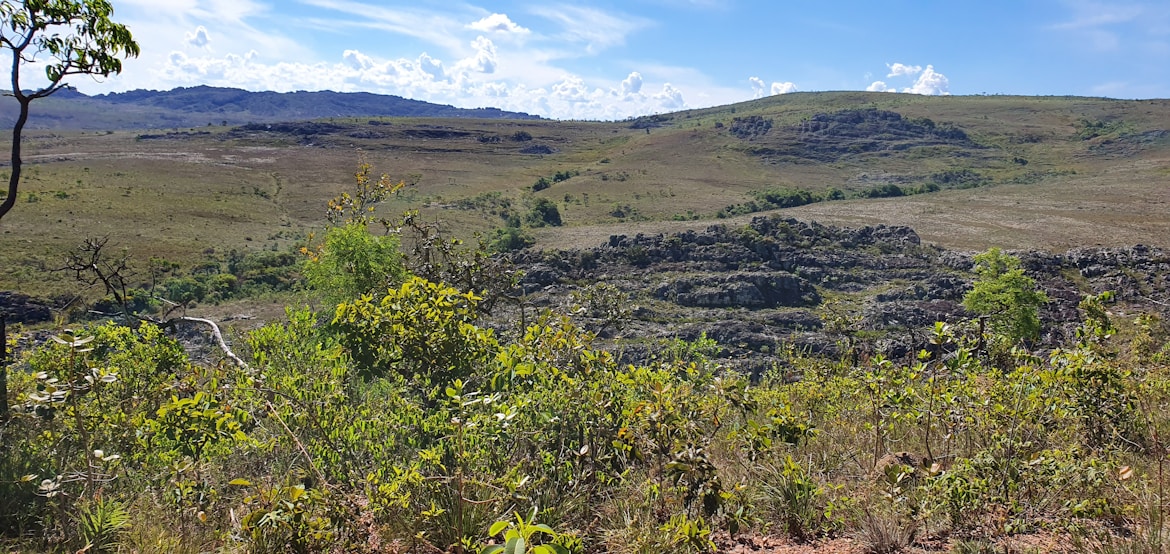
[2,91,1168,298]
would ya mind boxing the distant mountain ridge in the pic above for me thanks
[0,86,540,130]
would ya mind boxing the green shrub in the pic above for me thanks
[490,227,535,252]
[525,198,562,227]
[302,221,406,305]
[963,247,1048,344]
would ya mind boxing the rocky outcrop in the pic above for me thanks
[657,272,818,308]
[0,291,52,324]
[504,214,1170,369]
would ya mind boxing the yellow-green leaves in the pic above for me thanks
[333,276,497,384]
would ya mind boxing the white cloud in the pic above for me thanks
[417,53,446,81]
[866,63,950,95]
[530,4,651,54]
[771,81,797,94]
[343,49,373,70]
[886,63,922,77]
[751,77,796,97]
[298,0,465,52]
[749,76,766,98]
[657,83,686,110]
[1051,2,1143,31]
[71,0,737,120]
[185,25,211,48]
[621,71,643,95]
[467,13,530,36]
[150,42,698,119]
[452,36,498,74]
[902,65,950,95]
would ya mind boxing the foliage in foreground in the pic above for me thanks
[4,178,1170,552]
[1,277,1169,552]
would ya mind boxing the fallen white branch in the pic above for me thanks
[175,316,250,371]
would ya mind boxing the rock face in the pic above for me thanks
[504,214,1170,372]
[658,272,818,308]
[0,291,52,324]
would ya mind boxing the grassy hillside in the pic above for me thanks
[1,92,1168,299]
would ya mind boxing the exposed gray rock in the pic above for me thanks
[0,291,52,324]
[504,214,1170,368]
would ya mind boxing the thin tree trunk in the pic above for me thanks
[0,97,29,222]
[1,313,8,422]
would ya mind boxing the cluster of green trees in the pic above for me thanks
[532,170,578,192]
[718,169,991,218]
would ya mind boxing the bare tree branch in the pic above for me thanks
[60,237,250,371]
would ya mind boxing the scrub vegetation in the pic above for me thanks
[2,168,1170,553]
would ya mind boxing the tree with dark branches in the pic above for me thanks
[62,237,251,370]
[0,0,137,419]
[0,0,138,223]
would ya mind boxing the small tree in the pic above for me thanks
[0,0,138,223]
[525,198,562,227]
[963,248,1048,344]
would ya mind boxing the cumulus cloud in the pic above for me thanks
[154,26,702,121]
[185,26,211,48]
[163,49,259,83]
[749,76,766,98]
[903,65,950,95]
[467,13,531,35]
[454,36,498,74]
[771,82,797,95]
[886,62,922,77]
[656,83,685,109]
[343,49,374,71]
[621,71,643,95]
[867,63,950,95]
[417,53,446,81]
[751,77,796,97]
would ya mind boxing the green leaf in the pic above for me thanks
[489,520,510,537]
[534,546,569,554]
[505,536,525,554]
[481,546,504,554]
[229,478,252,486]
[531,524,555,535]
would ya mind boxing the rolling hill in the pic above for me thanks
[0,90,1168,302]
[0,86,540,130]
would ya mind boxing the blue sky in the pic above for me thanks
[63,1,1170,119]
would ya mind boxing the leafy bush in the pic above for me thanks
[720,188,822,217]
[302,221,406,305]
[525,198,562,227]
[6,214,1170,553]
[963,248,1048,344]
[858,183,905,198]
[490,226,535,252]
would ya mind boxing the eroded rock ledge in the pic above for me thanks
[505,215,1170,373]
